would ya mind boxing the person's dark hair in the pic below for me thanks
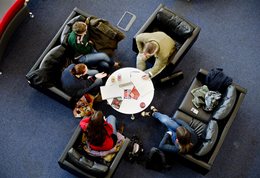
[176,126,193,153]
[70,63,86,76]
[86,111,107,146]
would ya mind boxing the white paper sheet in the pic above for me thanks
[100,85,123,100]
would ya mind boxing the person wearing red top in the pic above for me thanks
[80,111,117,151]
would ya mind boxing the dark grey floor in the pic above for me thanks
[0,0,259,178]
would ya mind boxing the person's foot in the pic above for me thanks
[141,111,151,117]
[94,92,103,102]
[113,62,121,69]
[167,131,173,136]
[118,123,125,134]
[150,106,158,113]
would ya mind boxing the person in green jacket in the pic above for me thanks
[68,21,119,73]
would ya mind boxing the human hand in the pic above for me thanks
[95,72,107,79]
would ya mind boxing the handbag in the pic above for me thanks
[73,93,95,118]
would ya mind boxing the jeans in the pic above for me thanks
[79,52,114,73]
[106,115,117,135]
[81,69,103,96]
[152,112,180,153]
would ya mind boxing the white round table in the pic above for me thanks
[104,67,154,119]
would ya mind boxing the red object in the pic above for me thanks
[140,102,145,108]
[79,117,115,151]
[130,86,140,100]
[0,0,25,38]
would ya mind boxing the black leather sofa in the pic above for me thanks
[132,4,200,76]
[167,68,247,174]
[25,7,124,108]
[58,125,130,178]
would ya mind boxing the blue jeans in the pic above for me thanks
[79,52,114,73]
[152,112,180,153]
[81,69,103,96]
[106,115,117,135]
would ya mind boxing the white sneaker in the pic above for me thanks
[167,131,173,136]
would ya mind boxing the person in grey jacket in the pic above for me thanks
[61,63,107,98]
[135,31,176,79]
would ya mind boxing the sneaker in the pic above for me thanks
[141,111,151,117]
[167,131,173,136]
[113,62,121,69]
[150,106,158,113]
[94,93,102,102]
[118,123,125,134]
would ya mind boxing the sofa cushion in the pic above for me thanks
[179,77,212,123]
[195,120,218,156]
[156,9,194,41]
[173,110,207,138]
[26,45,70,87]
[213,85,237,120]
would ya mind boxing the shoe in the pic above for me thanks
[141,111,151,117]
[150,106,158,113]
[166,131,173,136]
[118,123,125,134]
[113,61,121,70]
[94,92,102,102]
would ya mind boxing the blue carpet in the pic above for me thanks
[0,0,260,178]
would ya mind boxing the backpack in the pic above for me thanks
[145,147,168,171]
[125,135,144,163]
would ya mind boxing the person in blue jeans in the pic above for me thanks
[68,21,119,74]
[142,106,198,154]
[78,52,117,74]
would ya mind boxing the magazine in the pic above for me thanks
[124,89,131,99]
[111,97,123,109]
[130,86,140,100]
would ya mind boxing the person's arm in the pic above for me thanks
[136,53,147,71]
[136,33,147,52]
[159,133,179,153]
[148,57,167,78]
[174,118,191,129]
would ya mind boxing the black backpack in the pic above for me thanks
[145,147,168,171]
[125,135,144,163]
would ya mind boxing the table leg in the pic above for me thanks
[131,114,135,120]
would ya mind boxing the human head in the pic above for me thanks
[90,111,104,126]
[143,42,157,57]
[72,21,88,35]
[86,111,106,146]
[70,63,88,77]
[176,126,193,153]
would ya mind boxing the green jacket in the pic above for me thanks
[68,31,94,55]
